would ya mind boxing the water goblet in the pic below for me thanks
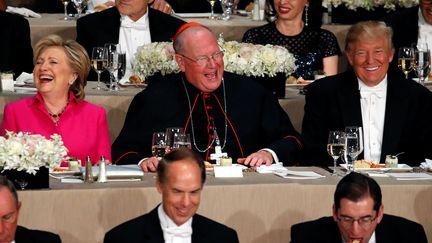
[103,43,121,91]
[220,0,234,20]
[165,127,184,154]
[91,47,105,90]
[15,179,28,190]
[152,132,166,158]
[173,133,192,150]
[344,126,363,173]
[327,131,345,176]
[398,46,414,79]
[117,52,127,81]
[71,0,88,18]
[59,0,71,20]
[414,44,431,86]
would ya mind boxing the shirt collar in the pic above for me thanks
[32,91,78,106]
[120,9,149,30]
[158,204,193,229]
[358,76,388,98]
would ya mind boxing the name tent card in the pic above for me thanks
[214,166,243,178]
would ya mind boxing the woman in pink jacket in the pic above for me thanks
[1,35,111,165]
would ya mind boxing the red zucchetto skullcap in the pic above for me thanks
[171,22,204,42]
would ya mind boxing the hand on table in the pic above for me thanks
[237,150,273,167]
[140,157,160,172]
[149,0,173,14]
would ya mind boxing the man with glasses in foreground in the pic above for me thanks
[0,176,61,243]
[112,23,301,171]
[290,172,427,243]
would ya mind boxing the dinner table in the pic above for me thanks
[16,166,432,243]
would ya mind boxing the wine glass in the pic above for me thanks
[71,0,88,18]
[91,47,105,90]
[344,126,363,173]
[207,0,217,19]
[173,133,192,150]
[398,47,415,79]
[220,0,234,20]
[152,132,166,158]
[327,131,345,176]
[165,127,184,154]
[59,0,71,20]
[103,43,121,91]
[15,179,28,190]
[414,43,431,86]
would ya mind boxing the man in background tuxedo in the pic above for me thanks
[0,176,61,243]
[290,172,427,243]
[104,149,239,243]
[301,21,432,167]
[0,0,33,79]
[76,0,185,80]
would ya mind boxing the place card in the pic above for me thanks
[1,73,14,92]
[214,166,243,178]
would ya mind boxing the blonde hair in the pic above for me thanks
[33,35,90,100]
[345,21,394,53]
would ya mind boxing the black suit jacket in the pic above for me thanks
[15,226,61,243]
[290,215,427,243]
[76,7,185,80]
[301,70,432,166]
[104,206,239,243]
[382,6,419,77]
[0,11,33,79]
[112,72,301,165]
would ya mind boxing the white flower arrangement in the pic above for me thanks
[322,0,418,11]
[0,131,68,175]
[133,39,296,78]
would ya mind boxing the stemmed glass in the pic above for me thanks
[327,131,345,176]
[344,126,363,173]
[220,0,234,20]
[91,47,105,90]
[103,43,121,91]
[71,0,88,18]
[152,132,166,158]
[398,47,415,79]
[165,127,184,154]
[59,0,71,20]
[173,133,192,150]
[413,43,431,86]
[207,0,217,19]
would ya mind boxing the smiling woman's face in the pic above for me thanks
[274,0,308,22]
[33,47,77,97]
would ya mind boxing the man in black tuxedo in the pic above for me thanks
[104,149,239,243]
[0,8,33,79]
[290,172,427,243]
[76,0,185,80]
[0,176,61,243]
[111,24,302,171]
[301,21,432,167]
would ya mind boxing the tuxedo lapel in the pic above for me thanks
[143,207,165,243]
[337,72,363,128]
[104,8,121,44]
[380,74,409,162]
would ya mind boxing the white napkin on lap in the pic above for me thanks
[6,6,41,18]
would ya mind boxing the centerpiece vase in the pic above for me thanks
[1,166,49,189]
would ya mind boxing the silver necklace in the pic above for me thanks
[181,76,228,153]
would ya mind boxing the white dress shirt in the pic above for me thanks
[418,9,432,50]
[358,77,387,163]
[118,10,152,79]
[158,205,193,243]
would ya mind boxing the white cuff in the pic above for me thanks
[260,148,279,164]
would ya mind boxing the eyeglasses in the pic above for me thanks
[178,50,224,66]
[337,215,377,228]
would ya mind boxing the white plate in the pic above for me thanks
[340,163,413,172]
[119,79,147,87]
[49,168,81,176]
[14,86,37,93]
[286,80,314,88]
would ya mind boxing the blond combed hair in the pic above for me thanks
[344,21,394,53]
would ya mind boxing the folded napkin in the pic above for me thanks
[15,72,34,85]
[6,6,41,18]
[256,162,288,174]
[420,159,432,171]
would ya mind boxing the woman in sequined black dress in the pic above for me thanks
[242,0,341,80]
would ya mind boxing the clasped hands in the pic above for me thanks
[140,150,273,172]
